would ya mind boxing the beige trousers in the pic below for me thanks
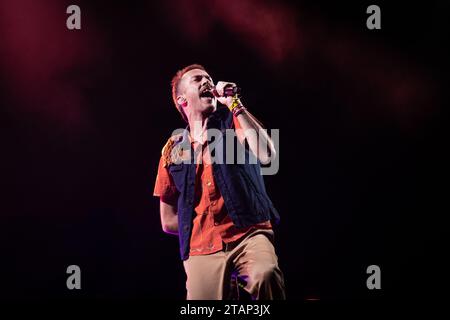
[183,229,286,300]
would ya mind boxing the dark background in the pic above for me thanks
[0,0,447,302]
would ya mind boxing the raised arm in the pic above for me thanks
[215,81,276,165]
[233,108,276,165]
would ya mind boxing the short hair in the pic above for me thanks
[171,64,206,123]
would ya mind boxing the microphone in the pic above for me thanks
[211,86,241,98]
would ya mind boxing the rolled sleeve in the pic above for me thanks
[153,157,179,204]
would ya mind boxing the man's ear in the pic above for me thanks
[177,95,187,107]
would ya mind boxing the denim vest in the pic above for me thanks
[167,107,280,260]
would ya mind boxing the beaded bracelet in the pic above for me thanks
[233,105,246,117]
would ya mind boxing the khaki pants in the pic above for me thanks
[183,229,286,300]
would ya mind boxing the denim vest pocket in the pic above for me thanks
[169,164,186,191]
[169,164,184,172]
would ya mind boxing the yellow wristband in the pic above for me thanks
[229,96,242,111]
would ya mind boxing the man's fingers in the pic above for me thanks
[216,81,236,95]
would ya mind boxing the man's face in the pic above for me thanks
[179,69,217,117]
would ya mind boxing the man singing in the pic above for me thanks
[153,64,285,300]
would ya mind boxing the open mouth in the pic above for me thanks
[199,90,214,99]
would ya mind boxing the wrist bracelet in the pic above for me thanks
[233,106,246,117]
[229,96,242,112]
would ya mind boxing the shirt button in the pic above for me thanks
[214,222,219,226]
[206,181,212,186]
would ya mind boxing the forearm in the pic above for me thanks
[234,108,276,164]
[160,200,179,235]
[162,214,179,235]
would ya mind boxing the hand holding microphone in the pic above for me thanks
[211,81,241,98]
[211,81,245,116]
